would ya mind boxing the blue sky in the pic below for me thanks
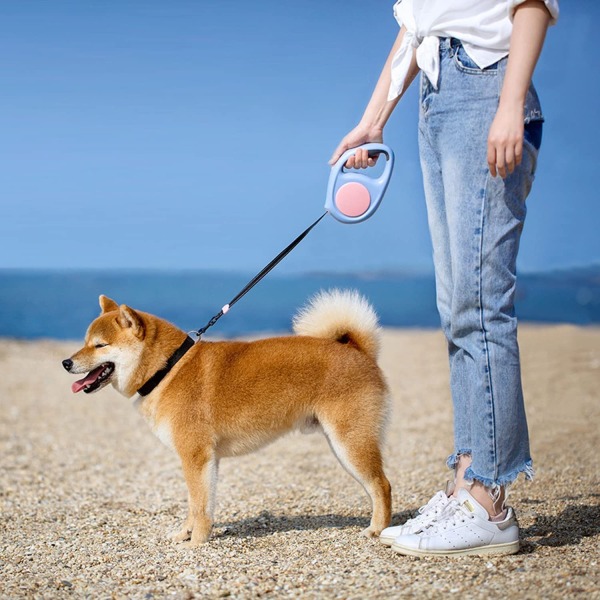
[0,1,597,274]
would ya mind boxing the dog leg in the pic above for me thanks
[322,422,392,538]
[176,452,218,547]
[171,492,193,542]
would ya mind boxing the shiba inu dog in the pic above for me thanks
[62,290,392,547]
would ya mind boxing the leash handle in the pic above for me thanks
[325,143,394,224]
[193,212,328,338]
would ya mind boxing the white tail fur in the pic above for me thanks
[292,289,381,360]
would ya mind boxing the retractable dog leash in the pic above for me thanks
[193,143,395,339]
[325,143,394,224]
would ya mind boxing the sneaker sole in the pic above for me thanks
[380,535,395,547]
[391,540,520,557]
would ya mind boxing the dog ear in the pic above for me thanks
[117,305,145,339]
[99,295,119,314]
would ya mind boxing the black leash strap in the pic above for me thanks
[136,212,327,395]
[194,211,328,339]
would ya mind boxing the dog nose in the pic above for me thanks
[62,358,74,372]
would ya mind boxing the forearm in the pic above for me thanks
[329,25,420,166]
[487,0,552,177]
[359,26,420,132]
[500,1,551,111]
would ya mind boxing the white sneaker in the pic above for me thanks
[391,488,520,557]
[379,487,452,546]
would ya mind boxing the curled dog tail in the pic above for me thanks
[292,289,381,360]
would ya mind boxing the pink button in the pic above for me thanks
[335,182,371,217]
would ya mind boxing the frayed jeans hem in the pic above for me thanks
[446,450,472,470]
[463,460,535,492]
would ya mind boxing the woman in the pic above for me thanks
[330,0,559,557]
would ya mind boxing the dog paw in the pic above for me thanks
[170,529,192,543]
[180,535,210,549]
[180,541,204,549]
[361,526,381,539]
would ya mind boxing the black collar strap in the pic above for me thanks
[137,336,196,397]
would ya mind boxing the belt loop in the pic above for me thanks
[440,37,453,57]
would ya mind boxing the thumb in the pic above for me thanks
[329,140,350,166]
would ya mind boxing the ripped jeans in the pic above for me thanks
[419,38,540,489]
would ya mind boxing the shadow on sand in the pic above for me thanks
[215,502,600,551]
[214,509,415,540]
[520,503,600,552]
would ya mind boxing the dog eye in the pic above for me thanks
[95,343,108,348]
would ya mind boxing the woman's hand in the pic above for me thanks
[329,124,384,169]
[487,101,524,178]
[489,0,552,179]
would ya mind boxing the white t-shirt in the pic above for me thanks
[388,0,559,100]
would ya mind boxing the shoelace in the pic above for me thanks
[407,491,448,524]
[421,499,475,535]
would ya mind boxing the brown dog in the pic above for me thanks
[62,290,392,546]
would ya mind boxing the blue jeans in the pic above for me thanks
[419,38,541,489]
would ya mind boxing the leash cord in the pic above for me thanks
[193,211,328,338]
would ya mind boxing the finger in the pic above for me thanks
[345,155,356,169]
[492,139,507,178]
[359,149,369,169]
[329,141,349,166]
[353,148,364,169]
[515,140,523,168]
[362,150,375,168]
[353,149,362,169]
[487,143,497,178]
[368,150,380,167]
[505,145,515,176]
[497,151,507,179]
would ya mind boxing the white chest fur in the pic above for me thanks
[133,394,175,451]
[153,419,175,451]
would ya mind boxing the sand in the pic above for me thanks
[1,325,599,599]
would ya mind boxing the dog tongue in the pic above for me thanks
[72,366,105,393]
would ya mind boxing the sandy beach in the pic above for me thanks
[1,325,599,599]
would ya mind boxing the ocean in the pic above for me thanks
[0,267,598,340]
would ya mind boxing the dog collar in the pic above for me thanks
[137,335,196,397]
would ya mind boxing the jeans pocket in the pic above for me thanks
[524,83,544,125]
[524,120,543,152]
[453,42,499,75]
[521,120,542,183]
